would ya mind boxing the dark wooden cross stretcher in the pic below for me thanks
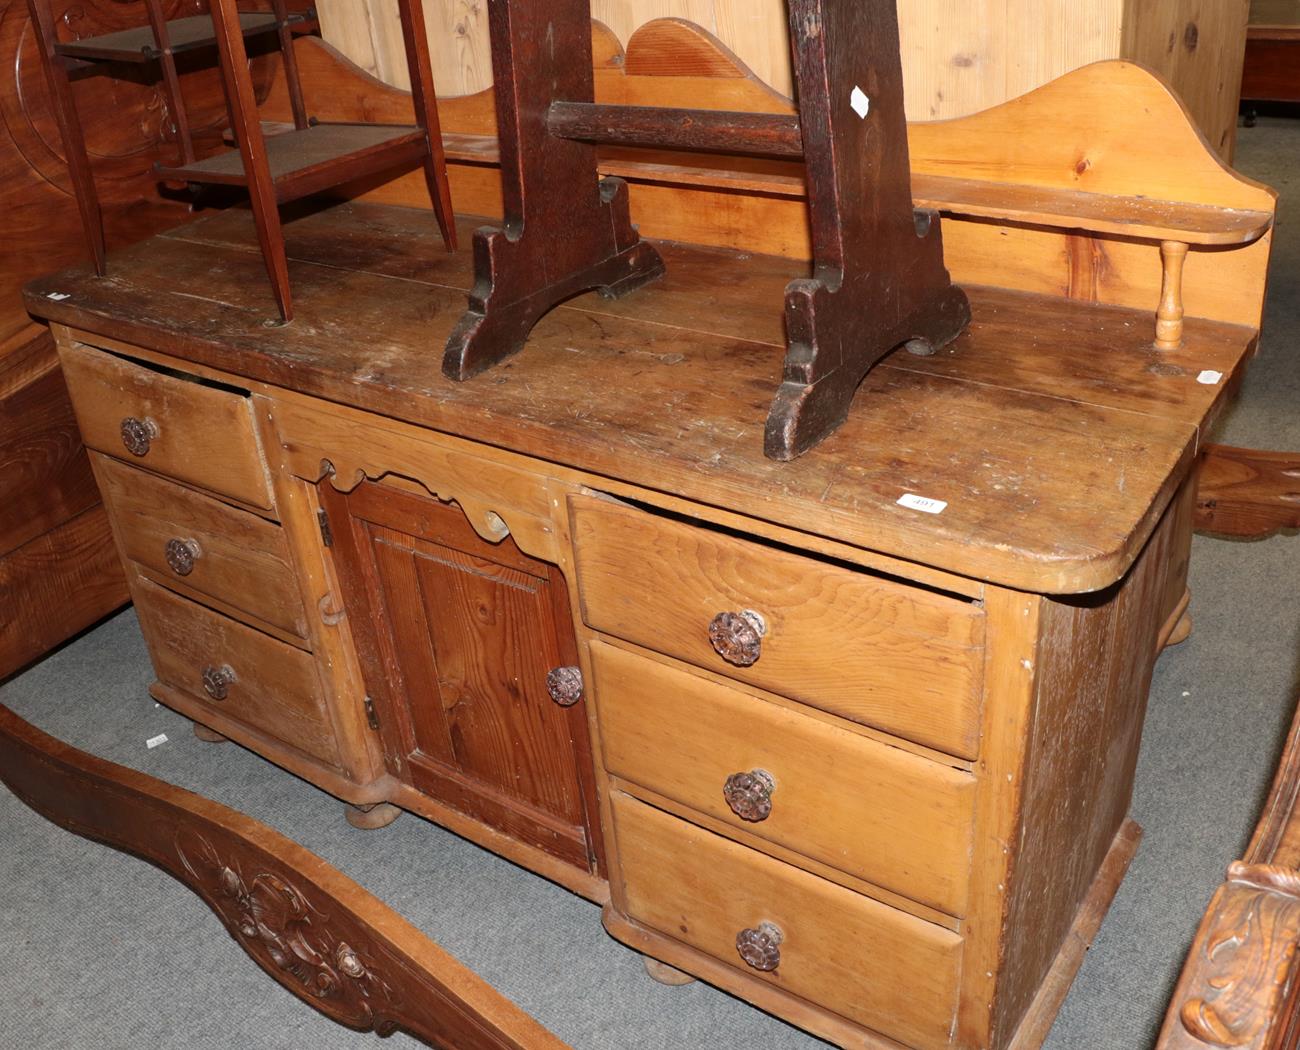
[444,0,970,461]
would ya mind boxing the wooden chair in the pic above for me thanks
[25,0,456,323]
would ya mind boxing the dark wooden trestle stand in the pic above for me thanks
[441,0,666,382]
[445,0,970,461]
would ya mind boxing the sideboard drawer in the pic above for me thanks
[95,455,307,640]
[571,494,985,758]
[59,342,274,511]
[612,792,962,1049]
[132,578,338,766]
[591,641,975,916]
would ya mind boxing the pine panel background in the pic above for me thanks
[316,0,1248,156]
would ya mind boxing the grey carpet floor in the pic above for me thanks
[3,118,1298,1050]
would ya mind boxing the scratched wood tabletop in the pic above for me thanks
[25,201,1258,594]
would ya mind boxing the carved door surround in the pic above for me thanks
[273,397,605,878]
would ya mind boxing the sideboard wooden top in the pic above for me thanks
[26,201,1256,595]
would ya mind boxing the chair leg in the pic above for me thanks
[396,0,457,251]
[420,149,457,252]
[143,0,196,165]
[270,0,310,129]
[26,0,106,275]
[245,175,293,323]
[208,0,293,321]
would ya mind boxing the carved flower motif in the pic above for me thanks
[336,943,367,979]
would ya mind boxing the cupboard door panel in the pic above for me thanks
[324,481,600,875]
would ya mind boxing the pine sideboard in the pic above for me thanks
[19,22,1279,1049]
[24,184,1258,1048]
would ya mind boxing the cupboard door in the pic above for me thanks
[323,480,600,875]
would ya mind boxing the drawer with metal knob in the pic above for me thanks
[611,792,963,1050]
[132,577,338,766]
[569,493,986,758]
[93,455,308,641]
[590,640,976,916]
[58,341,275,511]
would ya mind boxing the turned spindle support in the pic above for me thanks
[1156,240,1189,350]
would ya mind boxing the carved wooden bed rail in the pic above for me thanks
[0,705,569,1050]
[1157,691,1300,1050]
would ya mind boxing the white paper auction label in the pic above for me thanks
[897,493,948,515]
[146,733,168,749]
[1197,370,1224,385]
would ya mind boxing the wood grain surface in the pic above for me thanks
[321,480,600,876]
[0,341,97,559]
[27,202,1244,596]
[1195,444,1300,538]
[319,0,1246,155]
[612,791,963,1049]
[58,341,276,512]
[571,494,985,757]
[0,504,127,677]
[0,0,284,677]
[590,640,977,916]
[133,576,340,766]
[252,33,1273,339]
[92,453,309,640]
[989,481,1192,1045]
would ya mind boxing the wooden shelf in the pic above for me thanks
[156,123,428,204]
[53,11,314,65]
[441,132,1273,248]
[911,174,1274,247]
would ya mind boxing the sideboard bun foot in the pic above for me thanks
[192,722,228,744]
[345,801,402,830]
[1159,588,1194,651]
[642,956,697,986]
[1165,611,1193,648]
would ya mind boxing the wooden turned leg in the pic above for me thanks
[192,722,228,743]
[1156,240,1189,350]
[345,802,402,830]
[642,956,696,986]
